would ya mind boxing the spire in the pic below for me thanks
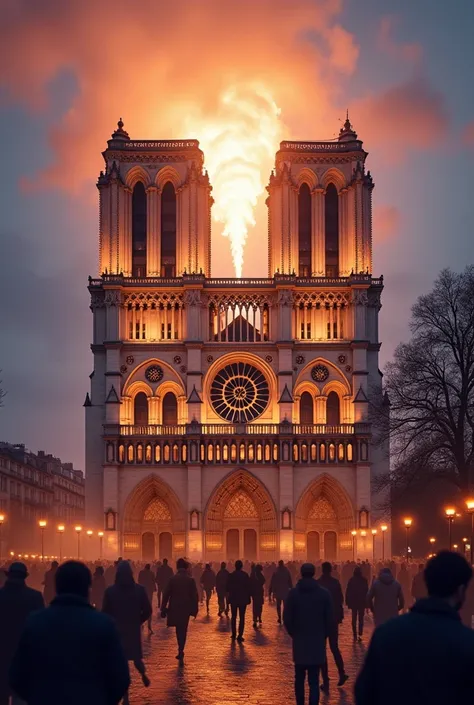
[338,109,358,142]
[83,392,91,407]
[111,117,130,141]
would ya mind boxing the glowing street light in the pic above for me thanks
[380,524,388,561]
[403,518,413,561]
[57,525,65,562]
[75,525,82,559]
[98,531,104,560]
[466,499,474,565]
[0,513,5,563]
[371,529,377,562]
[445,507,456,551]
[429,537,436,545]
[38,520,47,561]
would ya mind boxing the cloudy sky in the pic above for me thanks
[0,0,473,469]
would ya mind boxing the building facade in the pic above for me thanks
[85,117,389,562]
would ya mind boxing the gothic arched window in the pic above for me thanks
[161,182,177,277]
[300,391,314,425]
[132,182,147,277]
[298,183,312,277]
[325,183,339,277]
[326,391,340,426]
[134,392,148,425]
[162,392,178,425]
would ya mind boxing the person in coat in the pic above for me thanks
[250,564,265,628]
[102,560,151,699]
[355,551,474,705]
[411,563,427,603]
[138,563,156,632]
[91,566,106,610]
[156,558,174,609]
[269,560,293,624]
[317,562,349,691]
[345,566,369,641]
[284,563,334,705]
[227,560,252,642]
[9,560,129,705]
[367,567,404,626]
[161,558,199,663]
[0,562,44,705]
[200,563,216,615]
[216,561,230,617]
[43,560,58,606]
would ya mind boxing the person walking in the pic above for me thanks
[9,561,129,705]
[284,563,334,705]
[411,563,427,603]
[161,558,199,664]
[397,563,411,609]
[0,562,44,705]
[317,562,349,691]
[269,559,293,624]
[216,561,230,617]
[227,560,251,642]
[91,566,106,610]
[102,560,151,702]
[156,558,174,610]
[345,566,369,641]
[200,563,216,615]
[250,564,265,628]
[355,551,474,705]
[43,560,58,606]
[138,563,156,633]
[367,567,404,627]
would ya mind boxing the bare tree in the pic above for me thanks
[373,267,474,496]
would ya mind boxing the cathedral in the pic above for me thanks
[85,116,389,563]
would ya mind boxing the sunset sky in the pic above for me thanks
[0,0,473,469]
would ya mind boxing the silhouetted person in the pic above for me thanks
[355,551,474,705]
[216,561,230,617]
[200,563,216,615]
[227,560,251,642]
[411,563,427,603]
[10,560,129,705]
[102,560,151,702]
[161,558,199,663]
[156,558,173,609]
[397,563,411,609]
[270,560,293,624]
[91,566,105,610]
[367,567,404,626]
[0,562,44,705]
[138,563,156,633]
[345,566,369,641]
[43,560,58,606]
[104,561,117,588]
[250,564,265,628]
[317,562,348,691]
[284,563,333,705]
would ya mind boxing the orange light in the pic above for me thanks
[38,520,47,528]
[74,525,82,533]
[0,513,5,523]
[403,518,413,527]
[57,524,65,533]
[445,507,456,518]
[98,531,104,537]
[86,530,93,536]
[381,524,388,532]
[351,530,357,537]
[360,530,367,538]
[429,537,436,544]
[371,529,377,535]
[467,499,474,512]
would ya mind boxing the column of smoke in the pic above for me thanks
[193,84,283,278]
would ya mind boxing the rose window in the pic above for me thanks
[210,362,270,423]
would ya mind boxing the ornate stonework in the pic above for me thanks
[224,490,259,519]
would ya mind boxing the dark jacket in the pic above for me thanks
[283,577,333,665]
[368,570,404,626]
[43,567,57,605]
[161,569,199,626]
[91,573,106,610]
[9,594,130,705]
[102,580,151,660]
[345,571,369,611]
[0,579,44,701]
[215,568,230,595]
[355,598,474,705]
[138,568,156,601]
[156,563,174,590]
[269,565,293,600]
[317,574,344,623]
[250,571,265,608]
[200,568,216,592]
[227,569,252,607]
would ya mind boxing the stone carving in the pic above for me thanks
[224,490,259,519]
[184,290,201,307]
[311,364,329,382]
[352,290,369,307]
[104,290,122,307]
[308,497,337,521]
[278,289,293,306]
[144,498,172,522]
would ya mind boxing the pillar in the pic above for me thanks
[187,465,203,560]
[279,463,294,560]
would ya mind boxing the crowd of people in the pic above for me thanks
[1,552,474,704]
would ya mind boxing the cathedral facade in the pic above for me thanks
[85,117,389,562]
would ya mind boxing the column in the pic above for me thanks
[279,463,294,560]
[187,465,203,560]
[146,186,160,276]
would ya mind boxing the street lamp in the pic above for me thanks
[381,524,388,561]
[466,499,474,564]
[75,525,82,559]
[371,529,377,562]
[57,525,65,562]
[0,513,5,563]
[403,518,412,561]
[445,507,456,550]
[98,531,104,560]
[38,520,47,561]
[351,530,357,561]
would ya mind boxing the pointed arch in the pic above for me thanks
[320,168,346,191]
[125,165,152,189]
[295,358,351,396]
[122,473,186,535]
[122,358,184,396]
[296,473,354,530]
[155,166,182,190]
[296,167,318,190]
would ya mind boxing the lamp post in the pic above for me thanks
[429,537,436,555]
[445,508,456,551]
[403,518,412,561]
[75,525,82,559]
[380,524,388,561]
[0,513,5,563]
[466,500,474,564]
[38,520,47,561]
[57,525,65,562]
[98,531,104,560]
[86,530,93,559]
[371,529,377,562]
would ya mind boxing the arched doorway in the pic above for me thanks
[142,532,155,561]
[159,531,173,560]
[226,529,240,559]
[307,531,320,562]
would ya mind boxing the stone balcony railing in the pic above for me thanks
[103,422,371,467]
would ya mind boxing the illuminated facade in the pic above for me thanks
[85,117,388,562]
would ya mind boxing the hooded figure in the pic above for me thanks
[367,568,404,626]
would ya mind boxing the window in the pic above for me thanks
[134,392,149,425]
[326,391,340,426]
[298,184,312,277]
[161,182,177,277]
[132,182,147,277]
[162,392,178,425]
[325,183,339,277]
[300,391,314,424]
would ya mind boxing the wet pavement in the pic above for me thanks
[130,595,373,704]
